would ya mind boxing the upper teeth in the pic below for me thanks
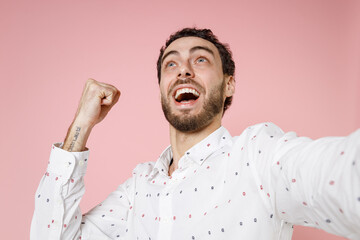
[175,88,200,100]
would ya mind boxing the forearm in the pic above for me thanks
[30,144,89,240]
[62,119,93,152]
[31,142,136,240]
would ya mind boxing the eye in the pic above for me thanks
[196,57,207,63]
[166,61,176,68]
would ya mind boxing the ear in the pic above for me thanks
[224,75,235,97]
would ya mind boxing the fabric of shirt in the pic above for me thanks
[30,122,360,240]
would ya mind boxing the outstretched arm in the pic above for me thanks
[247,123,360,239]
[273,127,360,238]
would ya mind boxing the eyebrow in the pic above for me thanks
[190,46,214,56]
[161,50,179,64]
[161,45,215,64]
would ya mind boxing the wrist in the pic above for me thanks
[62,120,93,152]
[72,115,95,130]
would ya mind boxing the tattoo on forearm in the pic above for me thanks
[68,126,81,151]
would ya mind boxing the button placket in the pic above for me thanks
[157,176,180,240]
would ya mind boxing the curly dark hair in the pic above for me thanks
[156,27,235,114]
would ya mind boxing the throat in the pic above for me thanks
[169,158,173,167]
[168,158,176,176]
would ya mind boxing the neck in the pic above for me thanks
[168,115,222,176]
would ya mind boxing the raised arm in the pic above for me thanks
[30,79,125,240]
[62,78,121,152]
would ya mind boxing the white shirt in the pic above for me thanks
[30,122,360,240]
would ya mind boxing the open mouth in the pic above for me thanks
[174,88,200,103]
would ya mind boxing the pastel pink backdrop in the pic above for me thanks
[0,0,359,239]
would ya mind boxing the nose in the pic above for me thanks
[177,61,194,79]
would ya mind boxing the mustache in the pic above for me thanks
[168,78,205,95]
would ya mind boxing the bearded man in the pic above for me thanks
[31,28,360,240]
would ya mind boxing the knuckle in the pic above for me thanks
[108,85,117,92]
[112,88,118,95]
[106,86,118,95]
[88,83,98,92]
[86,78,95,85]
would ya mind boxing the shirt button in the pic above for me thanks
[57,199,62,205]
[163,217,169,223]
[79,160,84,166]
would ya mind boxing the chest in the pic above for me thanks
[128,149,281,239]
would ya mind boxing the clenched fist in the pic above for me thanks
[62,78,120,152]
[74,78,121,128]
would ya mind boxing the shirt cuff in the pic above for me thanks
[47,142,90,179]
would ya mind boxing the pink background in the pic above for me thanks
[0,0,359,239]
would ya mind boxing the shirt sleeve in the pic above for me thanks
[30,142,136,240]
[248,123,360,239]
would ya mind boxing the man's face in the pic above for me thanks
[159,36,232,132]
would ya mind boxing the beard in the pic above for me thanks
[161,79,225,132]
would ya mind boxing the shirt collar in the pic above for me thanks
[148,126,232,180]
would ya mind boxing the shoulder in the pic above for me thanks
[229,122,290,162]
[247,122,284,134]
[234,122,285,142]
[233,122,305,161]
[131,161,156,176]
